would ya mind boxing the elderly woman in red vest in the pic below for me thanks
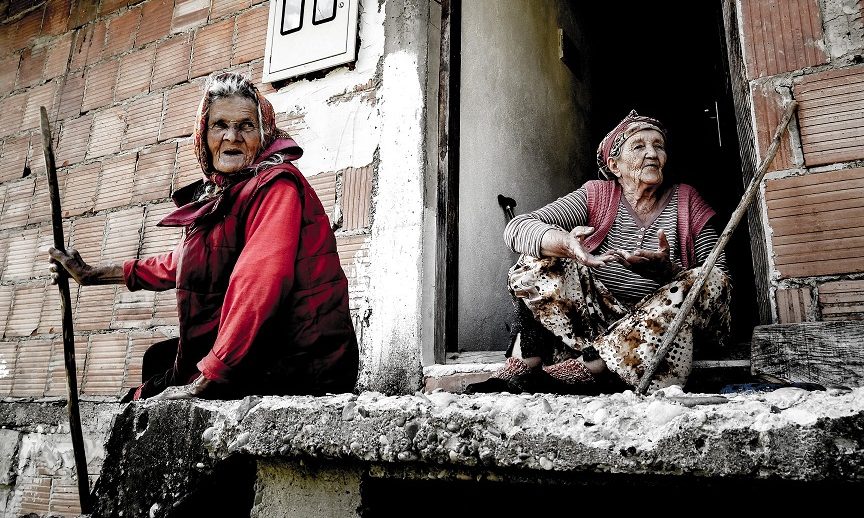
[49,72,359,401]
[469,110,732,395]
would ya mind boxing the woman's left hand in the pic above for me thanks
[611,229,684,283]
[147,375,214,401]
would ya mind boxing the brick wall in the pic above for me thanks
[737,0,864,323]
[0,1,374,401]
[0,1,378,515]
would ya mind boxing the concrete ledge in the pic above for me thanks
[84,386,864,515]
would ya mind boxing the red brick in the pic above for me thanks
[45,334,87,396]
[16,45,47,89]
[751,81,793,172]
[211,0,249,20]
[103,206,146,263]
[69,0,99,29]
[100,0,129,16]
[137,0,175,46]
[85,19,109,65]
[50,478,84,516]
[0,135,30,183]
[82,59,119,112]
[74,286,117,330]
[113,289,155,329]
[43,32,74,80]
[122,92,164,149]
[68,25,93,71]
[70,214,107,264]
[104,6,141,57]
[0,340,17,397]
[116,46,155,100]
[341,166,372,230]
[151,33,191,90]
[3,228,39,280]
[141,201,182,256]
[94,152,136,210]
[42,0,72,37]
[87,106,127,158]
[11,338,52,396]
[190,18,234,78]
[22,81,59,132]
[173,139,201,189]
[0,93,27,138]
[0,285,13,342]
[62,161,101,216]
[232,4,266,65]
[55,114,93,167]
[0,53,21,93]
[83,332,128,395]
[159,81,201,140]
[17,476,52,515]
[172,0,210,33]
[57,71,86,119]
[134,142,176,202]
[28,174,53,225]
[9,9,44,54]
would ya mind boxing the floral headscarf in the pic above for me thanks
[596,109,667,179]
[193,73,291,179]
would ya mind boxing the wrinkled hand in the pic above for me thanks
[611,229,683,282]
[561,226,616,267]
[147,376,214,402]
[48,247,92,285]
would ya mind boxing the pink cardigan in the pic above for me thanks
[582,180,716,269]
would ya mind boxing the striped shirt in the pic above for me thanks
[504,185,727,303]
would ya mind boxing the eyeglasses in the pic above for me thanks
[208,120,259,139]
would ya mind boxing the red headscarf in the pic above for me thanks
[596,110,666,179]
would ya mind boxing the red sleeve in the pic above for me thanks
[197,178,302,381]
[123,243,179,291]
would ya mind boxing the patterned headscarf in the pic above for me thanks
[596,110,667,179]
[193,72,291,179]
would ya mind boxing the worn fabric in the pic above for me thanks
[584,181,715,269]
[124,139,358,399]
[509,257,731,392]
[596,109,666,179]
[504,182,725,304]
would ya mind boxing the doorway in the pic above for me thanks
[450,0,756,355]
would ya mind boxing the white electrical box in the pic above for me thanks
[262,0,360,82]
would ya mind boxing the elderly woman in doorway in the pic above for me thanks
[49,72,359,401]
[468,110,732,395]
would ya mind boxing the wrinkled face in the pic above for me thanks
[206,96,262,174]
[607,129,667,190]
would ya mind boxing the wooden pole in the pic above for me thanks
[636,100,799,395]
[39,106,91,514]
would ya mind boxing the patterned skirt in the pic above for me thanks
[507,256,732,392]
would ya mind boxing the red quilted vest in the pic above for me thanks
[158,160,359,395]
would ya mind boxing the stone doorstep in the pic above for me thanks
[423,354,753,394]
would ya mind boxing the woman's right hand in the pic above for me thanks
[48,247,94,286]
[542,226,615,267]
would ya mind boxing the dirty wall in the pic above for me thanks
[0,0,434,515]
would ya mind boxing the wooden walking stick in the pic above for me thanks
[636,100,799,395]
[39,106,91,514]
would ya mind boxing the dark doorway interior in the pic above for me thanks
[581,0,757,348]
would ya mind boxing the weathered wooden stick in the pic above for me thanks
[39,106,91,514]
[636,100,799,395]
